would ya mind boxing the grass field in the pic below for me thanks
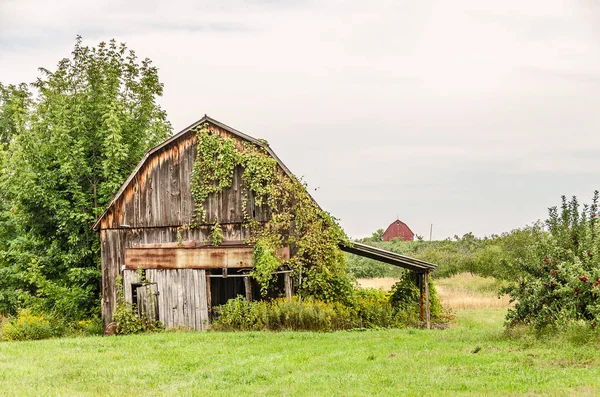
[1,276,599,396]
[1,308,599,396]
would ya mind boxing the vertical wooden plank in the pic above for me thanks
[199,269,209,330]
[205,270,212,322]
[184,269,191,328]
[244,276,253,301]
[178,270,185,327]
[419,272,425,324]
[425,270,431,330]
[284,273,293,301]
[189,269,196,330]
[166,270,173,328]
[196,269,202,330]
[170,269,177,327]
[159,270,168,328]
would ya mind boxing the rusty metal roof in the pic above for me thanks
[338,241,436,273]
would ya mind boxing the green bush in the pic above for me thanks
[112,276,163,335]
[350,288,398,328]
[1,309,57,341]
[112,303,163,335]
[504,193,600,330]
[212,296,264,331]
[73,317,104,336]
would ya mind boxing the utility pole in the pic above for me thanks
[429,223,433,241]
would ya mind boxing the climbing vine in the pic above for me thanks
[210,221,223,246]
[190,123,352,300]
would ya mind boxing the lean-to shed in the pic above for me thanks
[93,116,436,330]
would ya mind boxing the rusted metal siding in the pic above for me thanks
[125,245,290,270]
[125,247,253,270]
[382,220,415,242]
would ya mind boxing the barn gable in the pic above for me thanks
[92,115,295,231]
[382,219,415,242]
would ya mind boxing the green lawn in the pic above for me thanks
[0,308,599,396]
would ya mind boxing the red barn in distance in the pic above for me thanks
[382,219,415,242]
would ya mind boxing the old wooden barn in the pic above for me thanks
[93,116,437,330]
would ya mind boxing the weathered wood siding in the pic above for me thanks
[99,122,285,328]
[101,225,253,325]
[123,269,210,330]
[100,123,272,230]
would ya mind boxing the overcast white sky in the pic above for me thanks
[1,0,600,239]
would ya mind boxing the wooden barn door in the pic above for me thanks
[145,269,210,330]
[136,283,159,321]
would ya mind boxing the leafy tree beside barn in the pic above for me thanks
[0,37,171,320]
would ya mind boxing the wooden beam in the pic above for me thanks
[419,272,425,323]
[284,272,293,301]
[244,276,253,301]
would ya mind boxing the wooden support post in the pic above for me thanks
[244,275,253,301]
[419,272,425,323]
[284,272,293,301]
[424,270,431,330]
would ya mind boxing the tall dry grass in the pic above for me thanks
[357,273,512,311]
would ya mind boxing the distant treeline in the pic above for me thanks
[347,225,544,281]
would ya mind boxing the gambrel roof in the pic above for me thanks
[92,115,295,231]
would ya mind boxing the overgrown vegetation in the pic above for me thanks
[111,276,163,335]
[0,309,103,341]
[190,124,352,301]
[212,272,448,332]
[0,38,170,327]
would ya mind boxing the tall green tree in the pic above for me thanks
[0,37,171,319]
[0,83,32,315]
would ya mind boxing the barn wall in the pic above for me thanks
[101,224,255,327]
[123,268,210,330]
[100,124,274,230]
[100,122,285,327]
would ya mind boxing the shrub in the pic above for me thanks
[212,296,263,331]
[261,297,357,331]
[0,309,57,341]
[212,286,439,332]
[350,288,399,328]
[212,296,355,331]
[112,276,163,335]
[504,193,600,329]
[73,317,104,336]
[112,302,163,335]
